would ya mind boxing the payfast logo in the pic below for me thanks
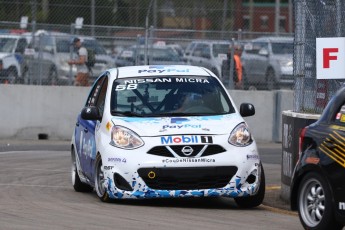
[161,135,213,144]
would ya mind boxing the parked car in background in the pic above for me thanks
[71,65,265,207]
[184,40,230,79]
[115,44,185,67]
[241,36,294,90]
[23,30,73,85]
[23,30,113,85]
[0,34,29,84]
[290,86,345,230]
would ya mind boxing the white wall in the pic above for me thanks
[1,85,294,142]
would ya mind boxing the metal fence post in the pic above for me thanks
[228,38,235,89]
[294,0,306,112]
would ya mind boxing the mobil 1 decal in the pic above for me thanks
[160,135,213,145]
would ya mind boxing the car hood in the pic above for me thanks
[0,52,11,59]
[111,114,244,136]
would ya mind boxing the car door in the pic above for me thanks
[253,42,269,81]
[189,43,211,70]
[319,103,345,164]
[27,34,54,83]
[75,75,108,181]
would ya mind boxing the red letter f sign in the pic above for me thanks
[317,37,345,79]
[323,48,338,68]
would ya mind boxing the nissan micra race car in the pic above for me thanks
[71,65,265,208]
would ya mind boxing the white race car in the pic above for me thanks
[71,65,265,208]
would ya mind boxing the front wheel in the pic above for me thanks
[234,163,265,208]
[71,147,93,192]
[297,172,343,230]
[95,154,111,202]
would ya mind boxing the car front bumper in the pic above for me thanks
[99,140,262,200]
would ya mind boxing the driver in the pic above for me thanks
[176,92,203,112]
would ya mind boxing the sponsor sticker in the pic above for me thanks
[162,158,216,164]
[247,154,260,160]
[160,135,213,144]
[162,124,201,129]
[340,114,345,122]
[336,113,341,120]
[108,157,127,163]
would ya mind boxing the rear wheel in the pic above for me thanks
[297,172,343,230]
[7,67,18,84]
[95,154,111,202]
[71,147,93,192]
[234,164,265,208]
[23,69,30,85]
[48,67,58,85]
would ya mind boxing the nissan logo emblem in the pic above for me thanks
[181,146,193,156]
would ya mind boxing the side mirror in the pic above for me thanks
[81,106,101,120]
[239,103,255,117]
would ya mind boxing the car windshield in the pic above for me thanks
[138,47,181,62]
[0,37,16,52]
[82,39,107,55]
[56,38,71,53]
[212,44,229,57]
[118,47,181,62]
[111,75,234,116]
[271,42,293,55]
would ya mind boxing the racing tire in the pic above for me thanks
[95,154,111,202]
[71,147,93,192]
[297,172,343,230]
[234,164,265,209]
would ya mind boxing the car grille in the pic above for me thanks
[147,145,226,158]
[137,166,238,190]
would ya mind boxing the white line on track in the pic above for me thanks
[0,183,70,189]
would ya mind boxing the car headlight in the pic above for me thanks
[279,59,293,67]
[110,126,144,149]
[228,123,253,147]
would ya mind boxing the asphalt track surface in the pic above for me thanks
[0,140,303,230]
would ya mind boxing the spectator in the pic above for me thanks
[68,37,90,86]
[225,45,243,89]
[233,45,243,89]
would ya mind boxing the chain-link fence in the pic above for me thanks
[0,0,296,88]
[294,0,344,114]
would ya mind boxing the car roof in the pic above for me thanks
[189,40,231,44]
[0,34,22,38]
[252,36,293,43]
[107,65,213,79]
